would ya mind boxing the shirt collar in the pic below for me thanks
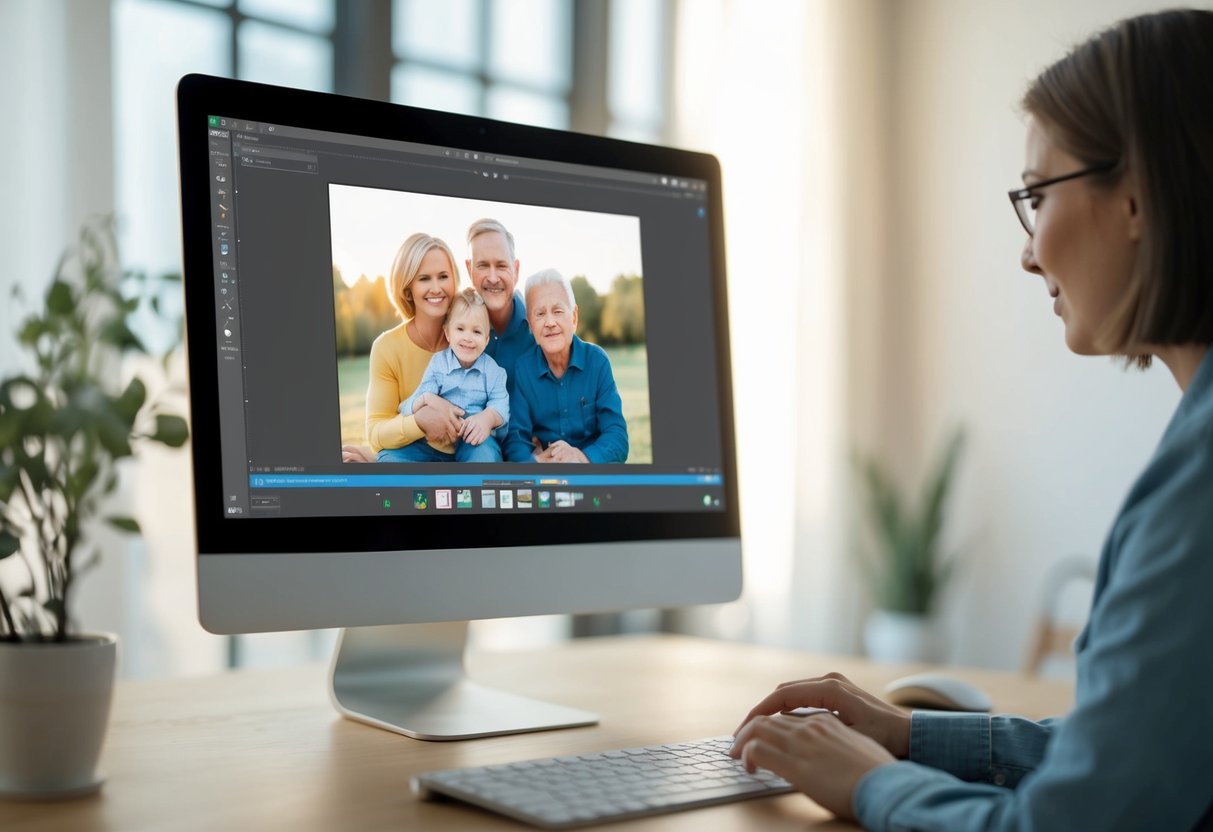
[1161,347,1213,445]
[439,347,487,373]
[529,335,585,379]
[505,291,528,336]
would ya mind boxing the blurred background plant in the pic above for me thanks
[854,428,966,616]
[0,217,188,642]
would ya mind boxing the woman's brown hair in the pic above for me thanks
[1022,9,1213,367]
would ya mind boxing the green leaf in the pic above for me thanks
[96,412,133,458]
[17,317,51,347]
[112,377,147,421]
[0,465,17,502]
[99,318,145,352]
[106,516,140,533]
[0,531,19,559]
[67,460,100,502]
[46,280,75,315]
[151,414,189,448]
[0,408,17,450]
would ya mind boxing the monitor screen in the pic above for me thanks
[178,74,741,738]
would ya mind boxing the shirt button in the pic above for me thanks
[993,774,1006,786]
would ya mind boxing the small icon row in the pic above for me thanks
[660,176,704,191]
[384,488,590,511]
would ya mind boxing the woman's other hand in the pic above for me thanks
[731,712,896,821]
[341,444,375,463]
[414,396,465,444]
[733,672,910,759]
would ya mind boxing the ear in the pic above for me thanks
[571,303,579,331]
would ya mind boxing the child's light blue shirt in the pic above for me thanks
[400,348,509,427]
[854,349,1213,830]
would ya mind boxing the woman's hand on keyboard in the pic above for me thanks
[732,672,910,759]
[730,710,895,821]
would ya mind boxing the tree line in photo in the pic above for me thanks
[333,268,645,358]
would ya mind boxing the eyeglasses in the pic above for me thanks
[1008,161,1117,236]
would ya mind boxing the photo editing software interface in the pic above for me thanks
[204,114,726,520]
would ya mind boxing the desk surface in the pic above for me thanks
[1,634,1073,831]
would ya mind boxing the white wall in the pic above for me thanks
[1,0,113,373]
[879,0,1207,669]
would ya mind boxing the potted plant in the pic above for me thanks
[853,428,965,662]
[0,218,188,798]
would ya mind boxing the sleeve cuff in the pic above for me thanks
[909,711,993,781]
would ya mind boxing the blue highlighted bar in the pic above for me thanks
[249,473,722,489]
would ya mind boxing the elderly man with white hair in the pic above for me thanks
[504,269,629,463]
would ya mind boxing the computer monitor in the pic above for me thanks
[176,74,741,740]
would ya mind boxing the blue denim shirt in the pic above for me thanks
[504,336,629,463]
[855,349,1213,830]
[483,291,532,391]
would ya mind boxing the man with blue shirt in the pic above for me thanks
[505,269,629,464]
[465,218,533,388]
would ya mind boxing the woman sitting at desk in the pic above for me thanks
[731,9,1213,830]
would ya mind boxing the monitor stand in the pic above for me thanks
[328,622,599,740]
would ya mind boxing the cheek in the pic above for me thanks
[1032,216,1067,277]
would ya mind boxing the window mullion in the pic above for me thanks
[570,0,610,135]
[335,0,391,100]
[478,0,492,115]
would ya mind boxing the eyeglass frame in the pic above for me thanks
[1008,161,1118,236]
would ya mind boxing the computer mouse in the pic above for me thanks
[884,672,993,712]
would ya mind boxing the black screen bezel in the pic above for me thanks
[176,73,740,555]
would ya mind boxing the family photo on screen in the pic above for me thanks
[330,185,653,464]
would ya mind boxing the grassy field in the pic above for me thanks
[337,343,652,463]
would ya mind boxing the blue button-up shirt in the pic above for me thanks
[855,349,1213,830]
[401,348,508,426]
[483,291,532,391]
[504,336,629,463]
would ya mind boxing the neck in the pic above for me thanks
[488,296,513,334]
[409,316,446,352]
[1155,344,1208,393]
[545,348,571,378]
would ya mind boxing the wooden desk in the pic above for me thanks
[0,635,1073,831]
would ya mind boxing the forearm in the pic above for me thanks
[582,418,628,463]
[367,412,424,452]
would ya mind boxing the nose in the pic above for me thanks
[1021,236,1042,276]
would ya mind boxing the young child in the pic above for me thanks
[389,288,509,463]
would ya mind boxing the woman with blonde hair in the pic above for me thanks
[358,232,468,460]
[731,10,1213,829]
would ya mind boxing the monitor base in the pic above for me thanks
[328,622,599,740]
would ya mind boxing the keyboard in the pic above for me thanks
[412,735,794,829]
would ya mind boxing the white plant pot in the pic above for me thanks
[863,610,941,663]
[0,633,117,799]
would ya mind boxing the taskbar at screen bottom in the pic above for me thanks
[228,473,726,518]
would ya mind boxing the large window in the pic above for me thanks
[114,0,668,283]
[110,0,672,671]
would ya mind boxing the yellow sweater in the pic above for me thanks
[365,323,432,453]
